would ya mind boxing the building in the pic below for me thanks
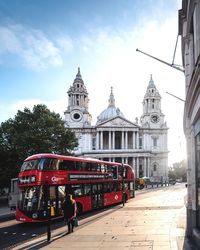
[179,0,200,247]
[64,68,168,182]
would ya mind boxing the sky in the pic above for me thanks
[0,0,186,166]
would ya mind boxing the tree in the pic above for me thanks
[168,159,187,182]
[0,104,78,189]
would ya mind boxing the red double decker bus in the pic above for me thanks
[16,153,135,222]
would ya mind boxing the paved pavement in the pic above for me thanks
[0,185,196,250]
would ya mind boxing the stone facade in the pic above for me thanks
[179,0,200,247]
[64,68,168,182]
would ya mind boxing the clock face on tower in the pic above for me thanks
[71,110,83,122]
[151,114,160,123]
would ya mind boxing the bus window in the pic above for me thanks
[112,165,118,179]
[59,160,76,170]
[107,164,112,172]
[92,184,98,194]
[101,164,105,173]
[84,184,91,195]
[85,162,92,171]
[118,166,123,179]
[113,182,121,191]
[124,182,128,191]
[42,159,59,170]
[90,163,97,171]
[20,160,39,171]
[103,183,113,193]
[78,161,85,171]
[76,161,86,171]
[108,183,114,192]
[71,184,83,197]
[49,186,56,199]
[96,164,101,172]
[58,186,65,198]
[103,183,109,193]
[57,186,65,211]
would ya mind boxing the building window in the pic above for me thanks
[153,164,157,171]
[153,137,158,147]
[92,138,96,150]
[139,134,143,149]
[152,99,155,109]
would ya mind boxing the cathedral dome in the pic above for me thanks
[97,87,125,124]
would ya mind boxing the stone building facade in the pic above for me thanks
[179,0,200,246]
[64,68,168,182]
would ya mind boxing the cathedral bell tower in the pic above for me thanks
[64,67,92,128]
[140,75,165,128]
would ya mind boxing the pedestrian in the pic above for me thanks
[62,194,77,234]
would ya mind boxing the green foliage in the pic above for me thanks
[168,159,187,182]
[0,104,78,189]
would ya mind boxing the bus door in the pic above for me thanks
[48,185,65,217]
[91,184,103,209]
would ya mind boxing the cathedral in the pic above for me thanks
[64,68,168,182]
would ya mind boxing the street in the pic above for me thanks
[0,183,187,250]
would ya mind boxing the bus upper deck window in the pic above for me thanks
[21,160,39,171]
[59,160,76,170]
[112,165,118,179]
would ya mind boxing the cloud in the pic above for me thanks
[56,36,74,53]
[0,98,66,123]
[0,23,73,70]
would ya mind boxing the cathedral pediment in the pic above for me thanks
[97,116,139,128]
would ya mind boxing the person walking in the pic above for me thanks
[62,194,77,234]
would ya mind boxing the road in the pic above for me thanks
[0,183,186,250]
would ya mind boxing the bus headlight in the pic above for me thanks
[32,213,38,219]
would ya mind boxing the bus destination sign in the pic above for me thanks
[69,173,112,181]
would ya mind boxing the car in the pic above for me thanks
[169,179,176,185]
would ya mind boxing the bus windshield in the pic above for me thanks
[20,158,59,172]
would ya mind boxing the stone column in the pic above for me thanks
[100,131,103,149]
[121,131,124,149]
[109,131,111,149]
[147,158,150,177]
[136,132,139,149]
[144,157,147,177]
[112,131,115,149]
[96,132,99,150]
[125,131,128,149]
[133,131,135,149]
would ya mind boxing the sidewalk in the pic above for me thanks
[11,186,196,250]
